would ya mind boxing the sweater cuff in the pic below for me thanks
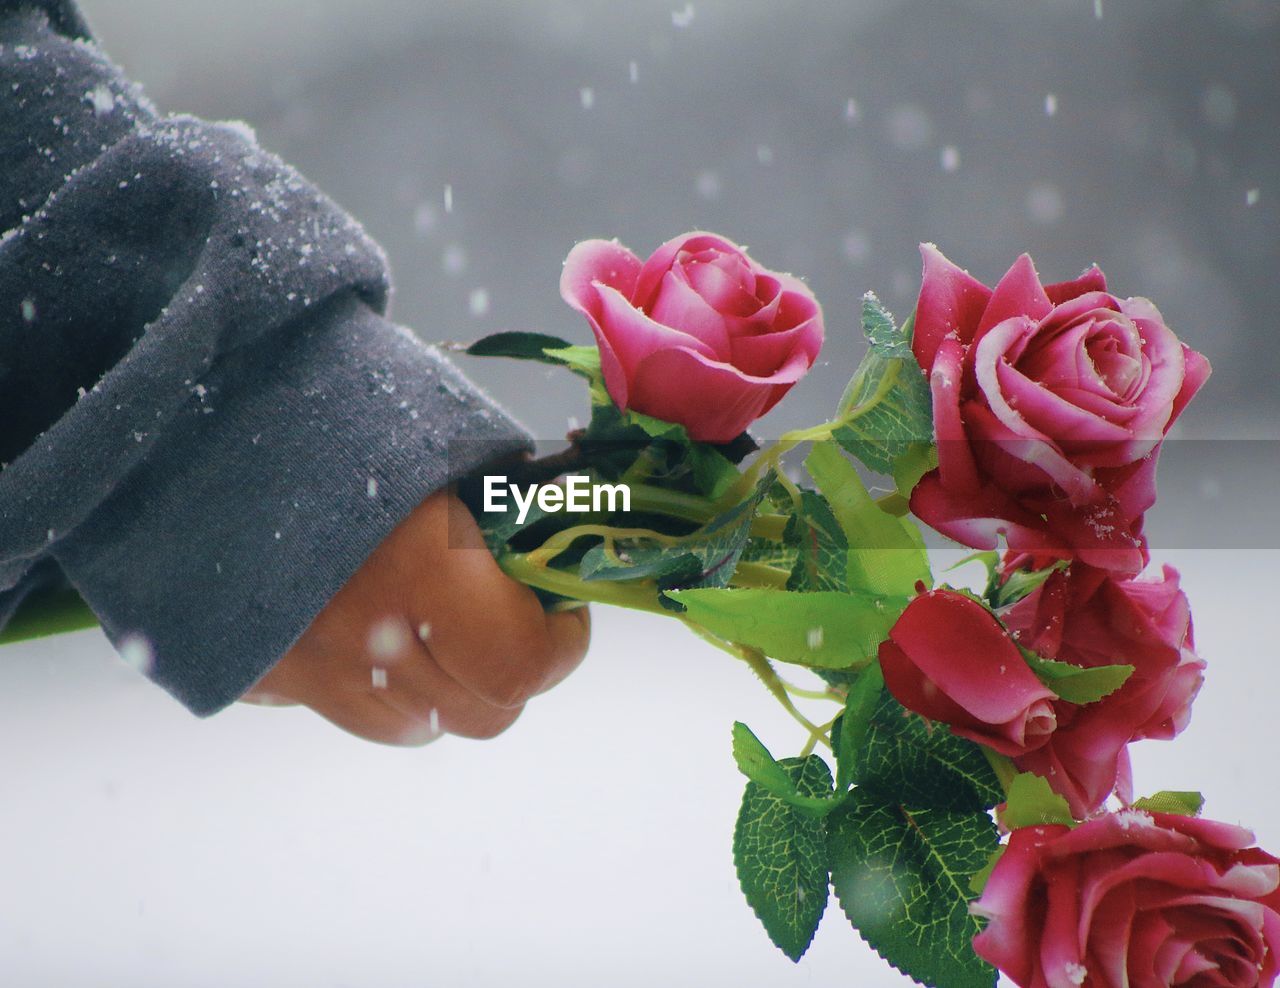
[53,293,531,715]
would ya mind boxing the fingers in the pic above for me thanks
[412,514,591,708]
[246,489,592,747]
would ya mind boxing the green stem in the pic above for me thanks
[498,553,671,615]
[627,484,788,542]
[526,523,681,567]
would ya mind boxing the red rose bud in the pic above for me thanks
[908,245,1210,575]
[1005,563,1206,817]
[879,589,1057,757]
[559,232,823,442]
[973,812,1280,988]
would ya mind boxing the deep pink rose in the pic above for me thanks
[909,245,1210,575]
[559,232,823,442]
[973,812,1280,988]
[879,589,1057,757]
[1005,563,1205,817]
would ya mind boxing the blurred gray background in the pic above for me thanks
[3,1,1278,985]
[82,0,1280,440]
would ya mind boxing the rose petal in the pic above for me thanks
[626,344,808,441]
[930,336,982,493]
[649,271,734,358]
[974,253,1054,340]
[912,242,992,370]
[1045,264,1108,304]
[880,590,1056,755]
[729,315,822,377]
[679,250,760,316]
[560,238,643,312]
[633,231,748,310]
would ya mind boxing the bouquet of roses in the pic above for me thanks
[8,229,1274,988]
[460,232,1277,988]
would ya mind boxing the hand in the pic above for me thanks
[241,490,590,745]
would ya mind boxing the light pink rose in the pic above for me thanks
[973,812,1280,988]
[879,589,1058,757]
[1005,563,1205,817]
[559,232,823,442]
[909,245,1210,575]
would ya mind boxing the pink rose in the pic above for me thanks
[879,589,1057,757]
[559,232,824,442]
[973,812,1280,988]
[909,245,1210,575]
[1005,563,1205,817]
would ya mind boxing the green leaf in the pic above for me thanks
[828,790,999,988]
[690,444,741,499]
[1131,791,1205,817]
[804,443,930,597]
[738,535,797,572]
[732,722,802,796]
[1021,649,1134,705]
[833,664,885,794]
[0,586,99,644]
[861,292,912,358]
[968,847,1004,896]
[465,331,573,361]
[854,693,1004,812]
[784,491,849,593]
[541,344,602,379]
[987,560,1067,610]
[668,587,904,670]
[735,756,833,962]
[1000,772,1075,830]
[582,481,769,596]
[834,298,934,478]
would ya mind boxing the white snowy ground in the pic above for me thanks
[1,548,1277,987]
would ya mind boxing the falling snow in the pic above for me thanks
[671,4,695,28]
[20,298,36,322]
[468,288,490,317]
[579,87,594,110]
[118,634,154,675]
[1044,93,1058,116]
[368,618,410,661]
[940,145,960,172]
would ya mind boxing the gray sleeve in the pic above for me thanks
[0,3,531,714]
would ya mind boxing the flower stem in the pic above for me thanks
[497,553,671,615]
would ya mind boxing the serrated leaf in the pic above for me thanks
[466,331,573,361]
[834,301,933,478]
[784,491,849,593]
[805,443,930,597]
[828,790,999,988]
[1131,791,1204,816]
[861,293,912,359]
[739,536,797,572]
[734,756,833,962]
[1021,649,1134,705]
[854,694,1004,812]
[1001,772,1075,830]
[833,664,885,794]
[668,587,904,670]
[579,480,767,594]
